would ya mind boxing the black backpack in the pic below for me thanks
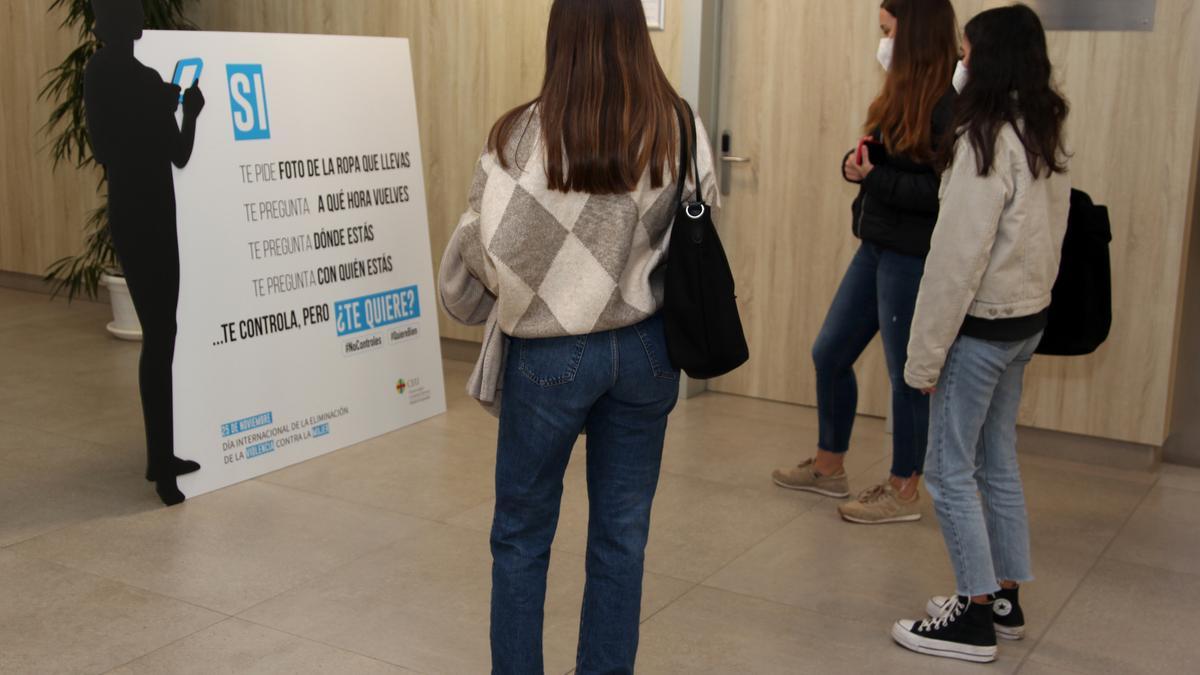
[1037,189,1113,356]
[663,103,750,379]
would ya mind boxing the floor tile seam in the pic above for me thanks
[687,497,825,590]
[1017,655,1091,674]
[0,417,144,464]
[692,572,904,623]
[665,580,925,639]
[2,523,82,551]
[638,580,700,628]
[9,499,419,617]
[218,612,427,673]
[230,537,417,620]
[1096,480,1200,580]
[4,470,439,554]
[6,544,236,619]
[1096,550,1200,580]
[1013,480,1156,672]
[434,495,496,526]
[1158,480,1200,494]
[5,542,236,619]
[96,613,238,675]
[248,476,474,527]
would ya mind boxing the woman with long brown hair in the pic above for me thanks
[773,0,958,525]
[439,0,718,671]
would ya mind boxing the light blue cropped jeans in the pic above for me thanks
[924,332,1042,597]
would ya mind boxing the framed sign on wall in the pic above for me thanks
[643,0,665,31]
[1029,0,1156,31]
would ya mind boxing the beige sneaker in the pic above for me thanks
[838,483,921,524]
[772,459,850,498]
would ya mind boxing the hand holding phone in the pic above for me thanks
[182,78,205,118]
[857,135,885,166]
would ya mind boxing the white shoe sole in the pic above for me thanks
[924,600,1025,640]
[839,512,921,524]
[996,624,1025,640]
[891,622,998,663]
[771,478,849,498]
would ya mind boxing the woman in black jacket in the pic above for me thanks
[773,0,959,525]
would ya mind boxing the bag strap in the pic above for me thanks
[683,100,703,205]
[672,101,691,208]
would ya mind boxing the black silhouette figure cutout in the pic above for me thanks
[84,0,204,506]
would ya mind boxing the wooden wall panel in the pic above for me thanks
[0,3,104,280]
[1016,0,1200,444]
[709,0,1200,446]
[1164,111,1200,464]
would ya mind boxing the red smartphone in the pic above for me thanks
[856,137,884,165]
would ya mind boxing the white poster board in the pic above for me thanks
[135,31,446,498]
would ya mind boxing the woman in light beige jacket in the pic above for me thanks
[891,4,1071,664]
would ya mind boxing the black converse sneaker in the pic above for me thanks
[892,596,998,663]
[927,586,1026,640]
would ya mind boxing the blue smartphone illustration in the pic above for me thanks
[171,57,204,102]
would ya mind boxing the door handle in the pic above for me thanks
[719,131,750,195]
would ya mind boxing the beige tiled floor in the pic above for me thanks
[1,286,1197,674]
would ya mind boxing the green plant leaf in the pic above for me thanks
[40,0,197,302]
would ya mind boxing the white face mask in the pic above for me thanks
[953,59,969,93]
[877,37,894,71]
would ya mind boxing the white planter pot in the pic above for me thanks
[101,274,143,341]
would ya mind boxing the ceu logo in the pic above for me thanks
[226,64,270,141]
[396,379,408,395]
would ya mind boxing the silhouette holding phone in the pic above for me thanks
[84,0,205,506]
[171,58,204,103]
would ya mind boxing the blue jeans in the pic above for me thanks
[490,314,679,675]
[812,242,929,477]
[925,333,1041,597]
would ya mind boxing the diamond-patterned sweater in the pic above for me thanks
[439,109,720,412]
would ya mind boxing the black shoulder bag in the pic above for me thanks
[1036,188,1113,356]
[663,102,750,379]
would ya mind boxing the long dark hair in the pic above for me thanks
[865,0,959,163]
[488,0,691,194]
[945,4,1069,177]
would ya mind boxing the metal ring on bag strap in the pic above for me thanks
[685,203,707,220]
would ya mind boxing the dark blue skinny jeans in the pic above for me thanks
[812,242,929,477]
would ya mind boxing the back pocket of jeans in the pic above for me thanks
[517,334,587,387]
[634,316,679,381]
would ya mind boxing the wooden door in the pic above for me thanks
[710,0,894,416]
